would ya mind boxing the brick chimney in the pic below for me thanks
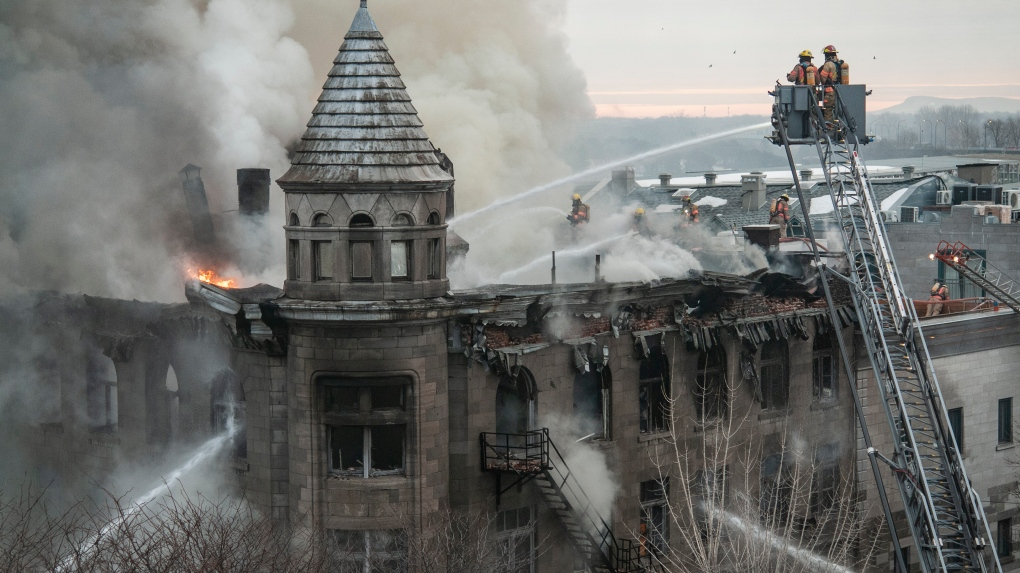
[741,172,768,211]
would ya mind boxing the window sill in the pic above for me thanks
[327,473,407,482]
[996,442,1015,451]
[809,400,840,412]
[638,430,670,443]
[758,408,791,421]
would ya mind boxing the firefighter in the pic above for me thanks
[818,45,846,125]
[787,49,817,86]
[632,207,650,235]
[769,194,791,238]
[689,203,700,223]
[925,278,949,317]
[567,193,590,226]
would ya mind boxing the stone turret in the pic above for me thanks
[278,0,452,301]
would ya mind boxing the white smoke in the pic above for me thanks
[0,0,313,301]
[539,413,619,527]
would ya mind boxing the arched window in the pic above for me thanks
[312,213,333,227]
[392,213,413,227]
[211,370,246,459]
[496,367,536,435]
[695,346,728,421]
[166,365,180,442]
[427,211,441,226]
[639,340,670,434]
[289,212,299,226]
[86,348,117,431]
[350,213,374,227]
[573,368,610,439]
[813,333,837,401]
[759,339,789,410]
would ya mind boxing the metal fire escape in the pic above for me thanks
[769,83,1001,573]
[481,429,654,572]
[932,240,1020,313]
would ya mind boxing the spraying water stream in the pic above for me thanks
[58,420,239,571]
[496,232,633,283]
[450,122,771,227]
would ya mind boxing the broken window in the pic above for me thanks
[426,238,441,279]
[640,478,669,556]
[288,239,301,280]
[329,529,407,573]
[496,368,535,435]
[760,453,792,525]
[351,241,374,282]
[694,346,728,421]
[639,342,670,434]
[812,332,837,402]
[573,368,610,439]
[495,506,535,573]
[811,444,839,516]
[758,339,789,410]
[211,370,246,459]
[324,377,408,478]
[390,241,410,279]
[86,349,117,431]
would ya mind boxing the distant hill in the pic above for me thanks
[875,96,1020,115]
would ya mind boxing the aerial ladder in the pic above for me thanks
[769,82,1002,573]
[932,241,1020,313]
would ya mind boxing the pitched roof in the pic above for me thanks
[278,2,453,190]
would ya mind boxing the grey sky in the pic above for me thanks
[563,0,1020,116]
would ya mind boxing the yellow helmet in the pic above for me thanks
[799,49,813,59]
[635,208,645,215]
[572,193,581,200]
[781,194,790,201]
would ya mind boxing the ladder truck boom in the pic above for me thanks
[932,241,1020,313]
[769,83,1001,573]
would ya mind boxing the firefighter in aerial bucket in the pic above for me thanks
[818,45,849,125]
[568,193,590,226]
[787,49,817,86]
[926,278,949,317]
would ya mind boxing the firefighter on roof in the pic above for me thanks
[632,207,651,235]
[567,193,590,226]
[787,49,817,86]
[818,45,849,125]
[926,278,949,317]
[769,194,791,238]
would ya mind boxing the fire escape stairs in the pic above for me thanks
[481,429,656,573]
[771,87,1002,573]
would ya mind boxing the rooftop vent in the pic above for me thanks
[704,172,717,185]
[902,165,915,178]
[659,173,672,187]
[799,169,813,181]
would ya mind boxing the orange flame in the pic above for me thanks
[191,268,236,288]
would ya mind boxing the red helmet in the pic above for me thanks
[823,45,838,55]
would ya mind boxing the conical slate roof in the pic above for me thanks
[278,1,453,189]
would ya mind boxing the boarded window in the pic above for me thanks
[695,346,728,421]
[759,339,789,410]
[639,342,670,433]
[812,333,836,401]
[390,241,410,279]
[351,241,373,281]
[313,241,334,281]
[324,377,408,478]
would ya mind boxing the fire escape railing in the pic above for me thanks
[770,84,1001,573]
[480,430,656,572]
[933,240,1020,314]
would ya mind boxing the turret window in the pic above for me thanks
[427,211,441,226]
[427,238,441,279]
[351,242,373,281]
[392,213,413,227]
[289,212,299,226]
[288,240,301,280]
[390,241,410,279]
[323,377,408,478]
[314,241,334,281]
[312,213,333,227]
[350,213,374,227]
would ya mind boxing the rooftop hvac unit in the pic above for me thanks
[974,185,997,202]
[1005,190,1020,210]
[952,183,975,205]
[880,210,899,223]
[936,190,951,205]
[900,206,919,223]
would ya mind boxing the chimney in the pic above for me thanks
[178,164,216,243]
[659,173,672,187]
[740,171,768,211]
[611,167,636,195]
[799,169,813,181]
[742,224,780,251]
[704,172,717,185]
[237,168,271,216]
[903,165,916,178]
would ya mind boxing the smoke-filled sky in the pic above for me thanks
[563,0,1020,117]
